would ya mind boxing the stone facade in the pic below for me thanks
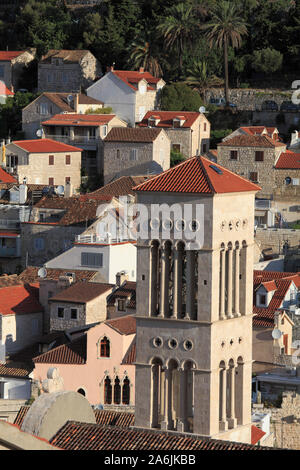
[38,50,101,93]
[0,49,36,90]
[255,228,300,256]
[0,311,43,354]
[103,130,170,185]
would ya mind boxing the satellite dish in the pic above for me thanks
[199,106,206,113]
[36,129,43,138]
[56,185,64,195]
[67,94,74,104]
[38,267,47,279]
[272,328,282,339]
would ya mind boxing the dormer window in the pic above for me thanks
[148,116,160,127]
[173,116,185,128]
[259,294,266,306]
[139,81,147,94]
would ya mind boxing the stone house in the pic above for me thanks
[0,49,36,90]
[107,277,136,319]
[5,138,82,190]
[0,283,43,355]
[86,67,165,126]
[38,49,101,93]
[48,281,113,331]
[22,92,104,139]
[33,315,136,407]
[103,127,170,185]
[223,126,280,143]
[138,111,211,157]
[41,113,127,177]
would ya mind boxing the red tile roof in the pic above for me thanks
[219,135,285,148]
[18,266,99,283]
[275,150,300,169]
[105,315,136,335]
[33,334,86,364]
[0,167,17,183]
[94,410,134,427]
[89,175,151,198]
[42,114,117,127]
[14,406,30,427]
[134,156,261,194]
[0,364,32,378]
[0,51,25,61]
[138,111,201,129]
[107,281,136,309]
[12,138,82,153]
[104,127,163,143]
[122,339,136,365]
[0,283,43,316]
[240,126,278,138]
[112,70,161,92]
[50,421,272,450]
[251,425,266,445]
[40,50,91,63]
[0,85,14,96]
[49,282,113,304]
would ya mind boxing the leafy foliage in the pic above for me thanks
[160,83,204,111]
[252,48,283,74]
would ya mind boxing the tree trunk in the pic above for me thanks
[224,37,229,106]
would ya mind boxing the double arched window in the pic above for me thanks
[103,376,130,405]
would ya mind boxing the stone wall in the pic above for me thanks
[255,227,300,255]
[205,88,293,112]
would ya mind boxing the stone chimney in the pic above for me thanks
[58,275,73,289]
[139,67,144,73]
[64,181,73,198]
[74,93,79,113]
[116,271,129,287]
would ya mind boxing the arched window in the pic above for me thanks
[100,337,110,357]
[113,376,121,404]
[104,377,112,404]
[77,388,85,396]
[122,377,130,405]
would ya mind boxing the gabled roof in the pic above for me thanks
[24,92,103,112]
[107,281,136,309]
[0,167,17,183]
[138,111,202,129]
[105,315,136,335]
[0,283,42,316]
[0,51,25,61]
[104,127,163,143]
[49,282,113,304]
[40,50,91,64]
[251,425,266,445]
[111,69,162,92]
[240,126,278,137]
[49,421,273,450]
[0,85,14,96]
[275,150,300,169]
[11,138,82,153]
[42,113,117,127]
[89,175,151,197]
[218,135,285,148]
[33,334,87,365]
[133,155,261,194]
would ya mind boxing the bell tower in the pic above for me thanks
[133,156,260,443]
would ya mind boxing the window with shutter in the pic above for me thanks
[66,155,71,165]
[49,177,54,185]
[130,149,137,161]
[255,151,264,161]
[49,155,54,165]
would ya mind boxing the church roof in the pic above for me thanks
[133,156,261,194]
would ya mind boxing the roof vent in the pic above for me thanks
[209,164,223,175]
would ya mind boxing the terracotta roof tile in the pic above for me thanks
[94,410,134,427]
[49,282,113,304]
[0,283,43,316]
[112,70,161,92]
[104,127,163,143]
[40,50,91,63]
[89,175,151,197]
[50,421,273,450]
[251,425,266,445]
[0,51,25,61]
[14,406,30,427]
[33,334,86,364]
[0,364,31,378]
[218,134,285,148]
[12,138,82,153]
[134,156,261,194]
[0,167,17,183]
[0,274,23,288]
[275,150,300,169]
[107,281,136,308]
[138,111,201,129]
[122,339,136,364]
[105,315,136,335]
[18,266,98,283]
[42,114,116,127]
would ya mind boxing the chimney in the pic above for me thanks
[74,93,79,113]
[116,271,128,287]
[64,181,73,198]
[139,67,144,73]
[58,275,73,289]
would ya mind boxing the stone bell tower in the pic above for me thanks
[133,156,260,444]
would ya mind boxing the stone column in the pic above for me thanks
[151,363,160,428]
[228,364,237,428]
[220,249,226,320]
[159,245,170,318]
[219,366,228,431]
[185,250,195,319]
[176,368,187,432]
[234,245,240,317]
[173,245,183,319]
[150,243,158,317]
[161,368,170,430]
[226,247,233,318]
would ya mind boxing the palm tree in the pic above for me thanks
[157,2,196,75]
[185,60,224,100]
[202,1,248,106]
[127,39,163,78]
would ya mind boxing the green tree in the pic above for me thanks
[160,82,204,112]
[127,38,163,77]
[251,48,283,75]
[185,60,223,100]
[157,2,197,75]
[170,149,186,167]
[202,1,248,105]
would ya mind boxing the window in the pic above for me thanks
[230,150,238,160]
[113,377,121,405]
[116,149,120,159]
[102,125,108,137]
[130,149,137,161]
[202,143,207,153]
[39,213,45,222]
[65,177,70,184]
[173,119,180,128]
[172,144,181,153]
[249,172,258,183]
[255,151,264,162]
[118,299,126,311]
[34,238,45,251]
[122,377,130,405]
[49,155,54,165]
[57,307,64,318]
[259,294,266,306]
[40,103,48,115]
[65,155,71,165]
[49,177,54,185]
[71,308,78,320]
[77,388,85,396]
[104,377,112,404]
[100,337,110,357]
[204,122,207,131]
[81,252,103,267]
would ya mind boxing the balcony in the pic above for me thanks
[255,199,272,210]
[45,135,98,146]
[75,234,133,245]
